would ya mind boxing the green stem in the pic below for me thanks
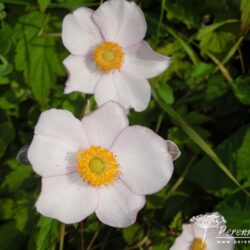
[203,49,234,84]
[59,224,65,250]
[166,27,199,64]
[156,0,166,45]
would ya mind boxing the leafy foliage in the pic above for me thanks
[0,0,249,249]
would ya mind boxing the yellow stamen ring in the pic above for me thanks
[77,146,120,187]
[93,41,124,72]
[191,238,207,250]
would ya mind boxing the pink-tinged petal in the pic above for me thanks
[95,179,145,228]
[94,71,151,112]
[36,172,97,224]
[28,109,88,177]
[93,0,146,47]
[206,231,234,250]
[111,126,174,195]
[62,7,103,55]
[63,55,102,94]
[166,140,181,161]
[123,41,171,78]
[170,224,194,250]
[81,102,128,148]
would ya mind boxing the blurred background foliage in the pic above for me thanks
[0,0,250,249]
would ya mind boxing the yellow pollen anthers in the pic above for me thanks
[191,238,207,250]
[77,146,120,187]
[93,41,124,72]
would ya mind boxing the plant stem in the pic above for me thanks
[59,223,65,250]
[156,0,166,45]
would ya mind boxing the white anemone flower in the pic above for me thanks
[170,213,234,250]
[28,102,176,227]
[62,0,170,112]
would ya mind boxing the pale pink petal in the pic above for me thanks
[28,109,88,177]
[63,55,102,94]
[36,172,97,224]
[170,224,194,250]
[95,179,145,228]
[123,41,171,78]
[93,0,146,47]
[206,232,234,250]
[166,140,181,161]
[94,71,151,112]
[111,126,174,195]
[81,102,128,148]
[62,7,103,55]
[192,223,207,239]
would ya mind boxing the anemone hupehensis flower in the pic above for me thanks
[28,102,176,227]
[62,0,170,112]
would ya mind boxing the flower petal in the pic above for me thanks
[94,71,151,112]
[36,172,97,224]
[63,55,102,94]
[111,126,174,195]
[62,7,103,55]
[170,224,194,250]
[28,109,88,177]
[166,140,181,161]
[93,0,146,47]
[123,41,171,79]
[95,179,145,228]
[81,102,128,148]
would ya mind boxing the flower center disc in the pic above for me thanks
[77,146,120,187]
[191,238,207,250]
[93,42,124,72]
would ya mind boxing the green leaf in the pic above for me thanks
[216,191,250,229]
[14,12,64,104]
[0,3,6,20]
[1,160,32,192]
[205,75,228,101]
[0,24,13,55]
[0,55,12,76]
[155,83,174,104]
[0,222,26,250]
[122,224,143,245]
[169,212,183,230]
[196,20,238,39]
[36,217,60,250]
[0,197,34,231]
[38,0,51,12]
[187,125,250,195]
[0,81,29,111]
[184,62,213,86]
[165,0,201,28]
[0,121,15,158]
[196,20,237,54]
[232,76,250,105]
[241,0,250,34]
[199,31,235,54]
